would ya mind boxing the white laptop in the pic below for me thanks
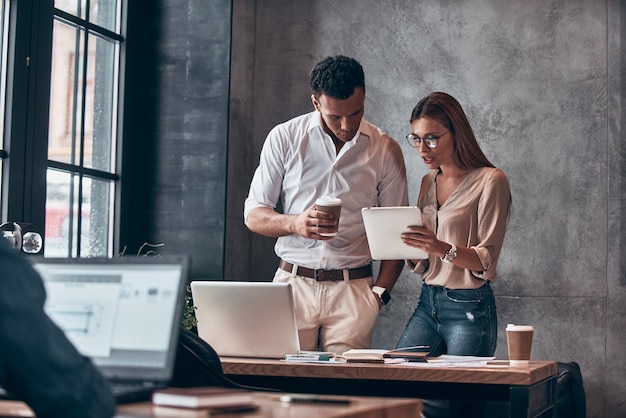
[362,206,428,260]
[31,255,189,403]
[190,281,301,359]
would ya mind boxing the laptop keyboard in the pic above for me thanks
[111,382,160,404]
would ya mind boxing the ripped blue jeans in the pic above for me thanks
[396,282,497,357]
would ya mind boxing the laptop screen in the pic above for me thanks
[31,256,188,382]
[190,281,301,359]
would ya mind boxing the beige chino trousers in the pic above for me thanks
[273,267,380,355]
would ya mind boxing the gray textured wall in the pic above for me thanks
[227,0,625,416]
[122,0,232,279]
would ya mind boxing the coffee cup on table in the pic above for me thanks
[314,196,342,236]
[506,324,534,366]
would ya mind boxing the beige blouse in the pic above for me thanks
[411,167,511,289]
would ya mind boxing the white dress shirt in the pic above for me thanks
[245,111,408,270]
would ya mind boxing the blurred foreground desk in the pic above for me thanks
[0,392,422,418]
[117,392,421,417]
[221,358,558,418]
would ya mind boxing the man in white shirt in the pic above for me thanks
[244,55,408,354]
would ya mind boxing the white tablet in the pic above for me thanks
[361,206,428,260]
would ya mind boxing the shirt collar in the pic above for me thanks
[308,110,371,142]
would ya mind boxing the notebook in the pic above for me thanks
[361,206,428,260]
[31,255,189,403]
[190,281,301,359]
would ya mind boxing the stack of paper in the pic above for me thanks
[342,346,430,363]
[342,349,388,363]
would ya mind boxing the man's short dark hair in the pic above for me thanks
[310,55,365,100]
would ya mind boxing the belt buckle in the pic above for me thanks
[314,269,341,281]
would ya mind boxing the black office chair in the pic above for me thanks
[555,362,586,418]
[484,361,586,418]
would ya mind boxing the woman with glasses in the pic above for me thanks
[397,92,511,418]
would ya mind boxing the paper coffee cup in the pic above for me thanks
[314,196,342,236]
[506,324,534,366]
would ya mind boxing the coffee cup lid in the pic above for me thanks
[506,324,534,331]
[315,196,342,205]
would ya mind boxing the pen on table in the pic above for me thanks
[392,345,430,351]
[285,353,331,361]
[279,394,351,404]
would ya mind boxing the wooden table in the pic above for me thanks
[118,392,421,417]
[0,392,422,418]
[221,358,559,418]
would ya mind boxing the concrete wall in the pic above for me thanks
[227,0,625,416]
[122,0,232,279]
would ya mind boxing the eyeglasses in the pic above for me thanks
[406,130,450,149]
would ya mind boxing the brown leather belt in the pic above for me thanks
[279,260,372,282]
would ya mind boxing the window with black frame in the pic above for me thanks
[45,0,123,257]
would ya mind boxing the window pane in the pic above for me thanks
[54,0,120,33]
[49,22,118,172]
[45,170,74,257]
[45,170,113,257]
[93,0,120,33]
[88,32,118,172]
[83,176,113,257]
[48,20,84,166]
[54,0,87,20]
